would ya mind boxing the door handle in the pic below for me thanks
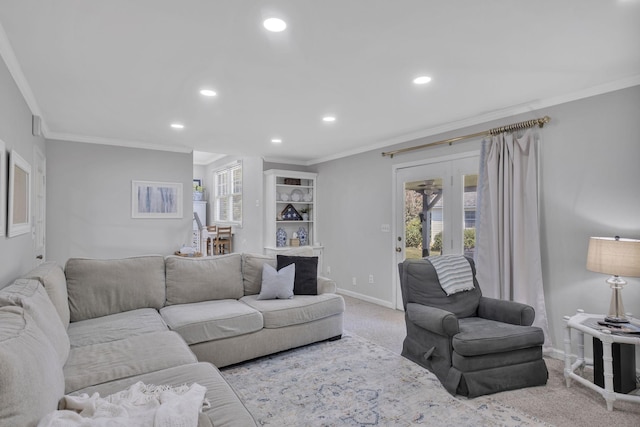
[396,247,402,253]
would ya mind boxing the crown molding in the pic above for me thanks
[0,21,47,133]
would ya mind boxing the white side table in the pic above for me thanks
[563,310,640,411]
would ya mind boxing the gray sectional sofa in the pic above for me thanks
[0,250,345,426]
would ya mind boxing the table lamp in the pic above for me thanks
[586,236,640,323]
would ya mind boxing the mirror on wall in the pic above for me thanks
[8,149,31,237]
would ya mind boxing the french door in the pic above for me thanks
[393,153,479,309]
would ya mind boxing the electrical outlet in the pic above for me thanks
[352,277,357,286]
[368,274,374,284]
[381,224,391,232]
[326,265,331,274]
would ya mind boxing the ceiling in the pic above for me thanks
[0,1,639,165]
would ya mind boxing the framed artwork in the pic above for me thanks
[193,179,201,188]
[0,140,6,237]
[8,150,32,237]
[132,180,183,219]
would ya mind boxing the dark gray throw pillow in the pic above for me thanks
[277,255,318,295]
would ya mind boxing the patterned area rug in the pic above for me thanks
[221,333,552,426]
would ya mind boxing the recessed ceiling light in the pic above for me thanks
[322,116,336,122]
[413,76,432,85]
[264,18,287,32]
[199,89,217,97]
[271,138,282,144]
[170,123,184,129]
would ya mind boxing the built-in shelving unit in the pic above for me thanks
[264,169,323,266]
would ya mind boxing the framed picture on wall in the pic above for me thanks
[0,139,6,237]
[132,180,183,219]
[8,149,32,237]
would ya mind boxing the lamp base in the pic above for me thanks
[604,315,630,324]
[605,276,629,323]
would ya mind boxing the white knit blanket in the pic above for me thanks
[38,382,209,427]
[426,255,475,296]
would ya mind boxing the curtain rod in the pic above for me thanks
[381,116,551,158]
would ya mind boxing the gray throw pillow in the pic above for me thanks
[257,263,295,300]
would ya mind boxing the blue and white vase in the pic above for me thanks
[276,228,287,247]
[297,227,308,246]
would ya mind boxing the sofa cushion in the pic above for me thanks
[22,261,70,327]
[65,255,166,322]
[240,294,345,329]
[452,346,544,372]
[0,306,65,427]
[241,253,277,295]
[165,254,244,305]
[0,278,70,366]
[63,330,197,393]
[160,300,263,345]
[258,263,295,300]
[72,363,257,427]
[67,308,168,348]
[277,255,318,295]
[452,317,545,357]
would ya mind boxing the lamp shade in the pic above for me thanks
[586,237,640,277]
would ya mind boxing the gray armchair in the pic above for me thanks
[399,257,548,398]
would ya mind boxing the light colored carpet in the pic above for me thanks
[221,333,550,426]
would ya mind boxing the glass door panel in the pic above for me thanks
[463,174,478,259]
[404,178,444,259]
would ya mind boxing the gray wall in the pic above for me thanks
[313,85,640,356]
[0,55,46,287]
[46,140,193,264]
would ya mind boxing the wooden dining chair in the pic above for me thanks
[205,225,216,256]
[214,226,233,255]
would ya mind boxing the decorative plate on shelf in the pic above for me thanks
[276,228,287,247]
[303,192,313,202]
[297,226,308,246]
[290,189,304,202]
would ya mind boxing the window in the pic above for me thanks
[213,162,242,224]
[398,155,478,259]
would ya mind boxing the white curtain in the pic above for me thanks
[475,128,551,349]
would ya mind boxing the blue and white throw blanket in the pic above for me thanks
[426,255,475,296]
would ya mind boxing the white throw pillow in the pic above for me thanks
[257,263,295,300]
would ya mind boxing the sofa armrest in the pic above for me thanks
[478,296,535,326]
[317,276,336,294]
[406,303,459,336]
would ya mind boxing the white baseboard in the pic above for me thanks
[337,288,395,309]
[547,347,566,361]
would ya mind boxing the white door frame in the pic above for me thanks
[391,151,480,310]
